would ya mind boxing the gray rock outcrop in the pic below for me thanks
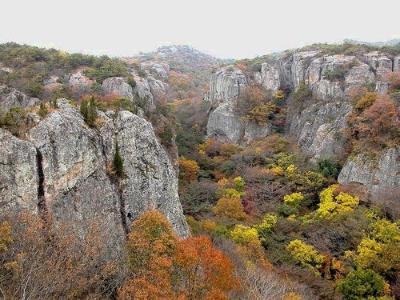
[205,66,271,144]
[102,77,134,100]
[68,70,94,93]
[206,48,398,159]
[0,128,38,211]
[0,100,189,247]
[0,85,39,111]
[338,147,400,197]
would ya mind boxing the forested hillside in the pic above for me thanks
[0,41,400,299]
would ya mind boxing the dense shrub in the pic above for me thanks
[0,107,28,136]
[337,269,386,300]
[317,159,340,178]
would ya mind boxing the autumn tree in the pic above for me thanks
[0,212,122,299]
[120,210,177,299]
[179,157,200,182]
[119,210,239,300]
[174,236,239,299]
[286,239,325,275]
[337,269,386,300]
[316,185,359,219]
[213,196,247,221]
[348,92,400,154]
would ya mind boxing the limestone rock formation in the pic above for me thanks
[338,147,400,197]
[206,48,398,159]
[0,85,39,111]
[100,111,188,235]
[287,99,351,160]
[205,66,271,144]
[0,128,38,212]
[0,99,189,246]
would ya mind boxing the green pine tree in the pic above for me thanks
[113,142,124,177]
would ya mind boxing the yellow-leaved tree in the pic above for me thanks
[316,185,359,219]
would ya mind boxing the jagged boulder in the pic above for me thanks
[140,62,170,80]
[338,148,400,198]
[394,55,400,72]
[0,85,39,111]
[147,75,168,100]
[364,51,393,93]
[27,101,124,249]
[205,66,247,105]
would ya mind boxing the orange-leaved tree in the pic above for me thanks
[119,210,238,300]
[119,210,178,299]
[175,236,239,299]
[179,157,200,182]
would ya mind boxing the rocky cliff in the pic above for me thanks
[0,99,189,251]
[338,147,400,198]
[205,66,271,144]
[206,47,400,160]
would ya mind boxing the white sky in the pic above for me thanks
[0,0,399,59]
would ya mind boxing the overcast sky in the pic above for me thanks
[1,0,399,59]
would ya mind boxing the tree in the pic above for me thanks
[231,225,259,246]
[0,221,12,253]
[174,236,239,299]
[348,93,400,153]
[352,219,400,275]
[316,185,359,219]
[120,210,178,299]
[80,96,97,127]
[179,158,200,182]
[0,213,121,299]
[283,192,304,207]
[120,211,238,300]
[255,213,278,240]
[337,269,386,300]
[113,142,124,178]
[213,196,247,221]
[286,239,325,275]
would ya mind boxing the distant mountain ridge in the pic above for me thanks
[344,38,400,47]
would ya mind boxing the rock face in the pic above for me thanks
[288,99,351,160]
[205,66,271,144]
[0,129,38,211]
[100,111,188,234]
[102,77,134,100]
[0,99,189,247]
[338,148,400,197]
[102,76,155,110]
[68,70,94,93]
[0,85,39,111]
[206,48,398,159]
